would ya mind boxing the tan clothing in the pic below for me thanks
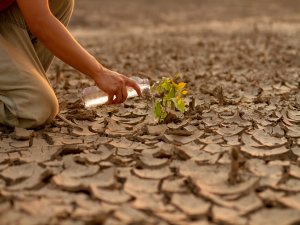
[0,0,74,128]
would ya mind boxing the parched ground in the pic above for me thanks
[2,0,300,225]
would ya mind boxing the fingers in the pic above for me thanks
[106,86,127,105]
[104,74,142,106]
[112,88,124,104]
[125,78,142,96]
[122,84,128,101]
[105,94,114,105]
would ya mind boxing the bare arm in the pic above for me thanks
[16,0,141,104]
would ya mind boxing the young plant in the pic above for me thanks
[151,75,188,123]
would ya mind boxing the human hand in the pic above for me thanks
[93,68,142,105]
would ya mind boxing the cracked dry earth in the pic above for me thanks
[2,0,300,225]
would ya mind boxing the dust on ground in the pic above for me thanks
[1,0,300,225]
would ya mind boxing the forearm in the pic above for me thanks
[30,16,103,79]
[16,0,141,105]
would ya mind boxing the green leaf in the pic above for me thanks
[172,98,185,113]
[161,78,172,91]
[164,86,176,101]
[160,111,168,122]
[166,100,172,108]
[154,101,162,119]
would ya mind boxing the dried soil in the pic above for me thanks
[1,0,300,225]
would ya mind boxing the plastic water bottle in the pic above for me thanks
[82,76,150,108]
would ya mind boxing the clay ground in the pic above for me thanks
[2,0,300,224]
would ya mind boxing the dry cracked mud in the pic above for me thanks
[1,0,300,225]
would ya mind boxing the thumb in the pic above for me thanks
[105,94,114,105]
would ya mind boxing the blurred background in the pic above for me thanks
[71,0,300,31]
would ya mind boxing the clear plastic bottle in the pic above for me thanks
[82,76,150,108]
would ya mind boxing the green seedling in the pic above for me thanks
[151,75,188,123]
